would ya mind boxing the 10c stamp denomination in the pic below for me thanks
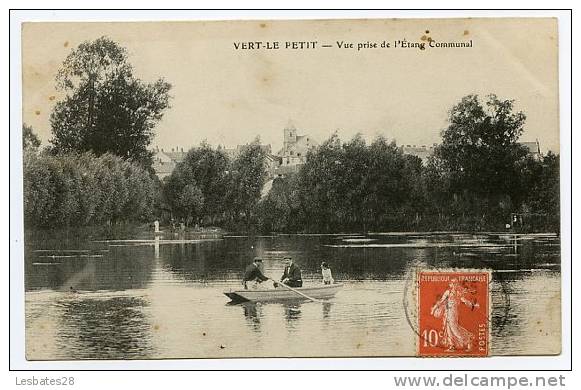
[417,270,491,357]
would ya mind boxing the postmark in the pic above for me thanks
[417,270,491,357]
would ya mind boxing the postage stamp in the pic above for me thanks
[417,270,491,357]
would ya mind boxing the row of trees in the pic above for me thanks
[23,151,158,227]
[257,135,425,232]
[160,96,559,233]
[423,95,560,232]
[23,37,170,228]
[163,141,268,228]
[22,37,560,232]
[258,139,559,233]
[257,95,559,232]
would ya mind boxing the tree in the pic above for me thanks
[23,150,55,226]
[517,152,560,231]
[296,133,344,231]
[228,140,268,226]
[364,136,413,229]
[424,153,452,215]
[22,124,41,150]
[177,184,205,225]
[164,143,230,224]
[432,94,528,200]
[49,36,171,171]
[402,154,426,212]
[23,152,157,227]
[339,134,371,229]
[258,175,298,232]
[423,94,530,230]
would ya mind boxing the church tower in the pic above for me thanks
[283,120,297,153]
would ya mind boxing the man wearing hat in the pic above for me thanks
[279,257,302,287]
[242,257,269,289]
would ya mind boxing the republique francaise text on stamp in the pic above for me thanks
[417,270,491,357]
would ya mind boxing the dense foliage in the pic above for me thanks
[49,37,171,171]
[28,47,560,238]
[226,142,269,226]
[280,134,426,232]
[159,94,559,233]
[422,94,558,231]
[253,95,559,233]
[22,124,41,150]
[163,141,269,229]
[433,94,528,199]
[23,151,157,227]
[257,135,431,232]
[163,143,230,225]
[255,135,559,233]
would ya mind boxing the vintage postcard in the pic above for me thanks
[20,17,561,360]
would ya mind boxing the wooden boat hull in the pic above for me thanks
[224,283,343,303]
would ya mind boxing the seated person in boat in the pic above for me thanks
[242,257,269,289]
[321,262,334,285]
[278,257,303,288]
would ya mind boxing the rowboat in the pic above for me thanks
[224,283,343,303]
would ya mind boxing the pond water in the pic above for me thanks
[24,231,561,359]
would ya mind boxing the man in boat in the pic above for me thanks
[242,257,269,289]
[279,257,303,288]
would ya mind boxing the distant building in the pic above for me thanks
[400,140,543,165]
[152,147,187,179]
[520,139,542,159]
[264,154,281,178]
[152,131,542,179]
[276,122,318,168]
[400,144,437,164]
[153,143,281,179]
[224,144,273,160]
[224,143,280,177]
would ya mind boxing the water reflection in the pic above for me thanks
[26,232,562,290]
[239,301,305,330]
[236,299,334,334]
[24,231,561,359]
[154,236,159,259]
[322,302,332,319]
[283,303,302,325]
[241,302,262,331]
[57,295,153,359]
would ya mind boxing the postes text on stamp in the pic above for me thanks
[417,270,490,357]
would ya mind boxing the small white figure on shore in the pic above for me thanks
[321,262,334,285]
[154,220,160,233]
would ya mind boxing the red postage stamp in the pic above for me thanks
[417,270,490,357]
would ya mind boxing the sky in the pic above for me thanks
[22,18,560,153]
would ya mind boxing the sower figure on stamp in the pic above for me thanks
[242,257,269,290]
[431,278,480,352]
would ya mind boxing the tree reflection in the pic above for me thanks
[56,296,154,359]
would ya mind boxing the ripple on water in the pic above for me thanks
[24,233,560,359]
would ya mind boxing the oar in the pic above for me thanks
[267,277,323,303]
